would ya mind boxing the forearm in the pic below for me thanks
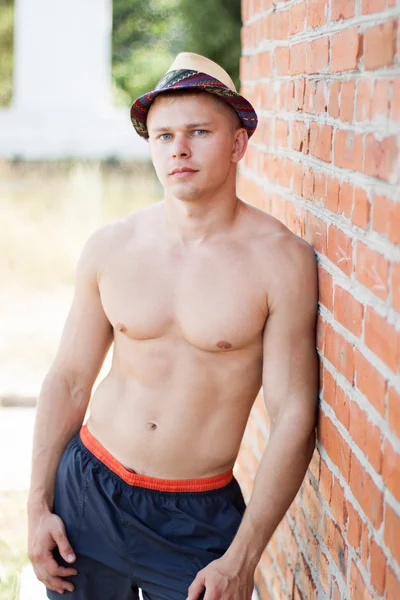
[28,370,90,517]
[225,417,315,569]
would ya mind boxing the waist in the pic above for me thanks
[80,423,234,493]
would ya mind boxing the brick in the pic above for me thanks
[304,79,315,113]
[349,453,384,528]
[388,387,400,438]
[325,323,355,383]
[338,181,353,217]
[349,402,383,473]
[314,171,326,204]
[364,134,398,183]
[352,187,370,229]
[364,306,399,373]
[274,119,288,147]
[309,447,321,482]
[364,20,397,70]
[362,0,386,14]
[327,224,353,276]
[307,36,329,74]
[331,477,347,525]
[292,121,309,154]
[349,561,374,600]
[290,42,307,75]
[372,194,400,245]
[371,79,390,121]
[392,262,400,312]
[319,551,329,594]
[331,576,341,599]
[360,520,370,568]
[333,129,364,171]
[320,458,333,502]
[328,80,340,118]
[302,166,314,201]
[354,349,386,416]
[318,266,333,313]
[382,438,400,501]
[355,241,390,300]
[386,565,400,600]
[318,412,351,479]
[384,504,400,566]
[340,80,356,123]
[324,514,347,576]
[304,213,327,255]
[356,79,372,122]
[331,0,356,22]
[289,1,306,36]
[333,285,363,337]
[346,500,362,550]
[295,78,305,111]
[315,80,327,115]
[307,0,328,28]
[370,539,386,595]
[325,175,340,213]
[309,122,332,162]
[274,46,290,76]
[331,28,362,72]
[323,367,351,428]
[391,77,400,122]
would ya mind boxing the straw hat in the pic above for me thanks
[130,52,258,139]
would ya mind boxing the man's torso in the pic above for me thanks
[87,199,290,479]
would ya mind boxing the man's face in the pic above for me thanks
[146,91,247,201]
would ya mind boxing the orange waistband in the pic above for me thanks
[80,424,233,492]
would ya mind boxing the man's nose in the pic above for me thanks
[171,135,191,158]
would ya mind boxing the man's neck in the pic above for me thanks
[162,189,241,247]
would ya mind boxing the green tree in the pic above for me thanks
[112,0,242,105]
[0,0,14,107]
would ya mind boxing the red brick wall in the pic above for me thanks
[236,1,400,598]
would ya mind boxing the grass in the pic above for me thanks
[0,491,29,600]
[0,159,161,291]
[0,159,161,599]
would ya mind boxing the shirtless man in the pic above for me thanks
[27,53,319,600]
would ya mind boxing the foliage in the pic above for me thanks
[0,0,14,107]
[0,0,242,108]
[112,0,242,105]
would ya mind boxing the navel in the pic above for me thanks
[216,341,232,350]
[148,422,157,431]
[116,322,127,333]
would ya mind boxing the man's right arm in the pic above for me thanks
[27,227,113,593]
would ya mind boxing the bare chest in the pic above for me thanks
[99,243,268,352]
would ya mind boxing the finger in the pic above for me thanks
[52,525,76,563]
[42,550,78,577]
[34,564,75,594]
[187,574,206,600]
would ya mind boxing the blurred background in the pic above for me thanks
[0,0,241,598]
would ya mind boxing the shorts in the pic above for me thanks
[47,424,246,599]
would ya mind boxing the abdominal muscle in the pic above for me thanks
[86,334,263,480]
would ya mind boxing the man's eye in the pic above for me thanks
[159,133,172,141]
[193,129,208,136]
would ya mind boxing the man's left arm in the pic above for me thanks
[188,236,319,599]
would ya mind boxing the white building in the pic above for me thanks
[0,0,149,159]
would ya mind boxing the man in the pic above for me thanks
[28,52,319,599]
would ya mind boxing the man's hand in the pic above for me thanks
[187,555,255,600]
[28,509,78,595]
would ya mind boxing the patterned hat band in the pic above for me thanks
[130,69,258,140]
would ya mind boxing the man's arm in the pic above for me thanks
[27,227,113,593]
[188,235,319,599]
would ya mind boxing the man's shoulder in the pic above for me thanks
[243,200,315,263]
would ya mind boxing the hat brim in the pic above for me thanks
[130,69,258,139]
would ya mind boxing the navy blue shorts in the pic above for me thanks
[47,424,246,599]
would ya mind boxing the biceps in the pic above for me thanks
[51,284,113,388]
[262,315,319,428]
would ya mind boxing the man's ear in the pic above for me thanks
[232,129,248,163]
